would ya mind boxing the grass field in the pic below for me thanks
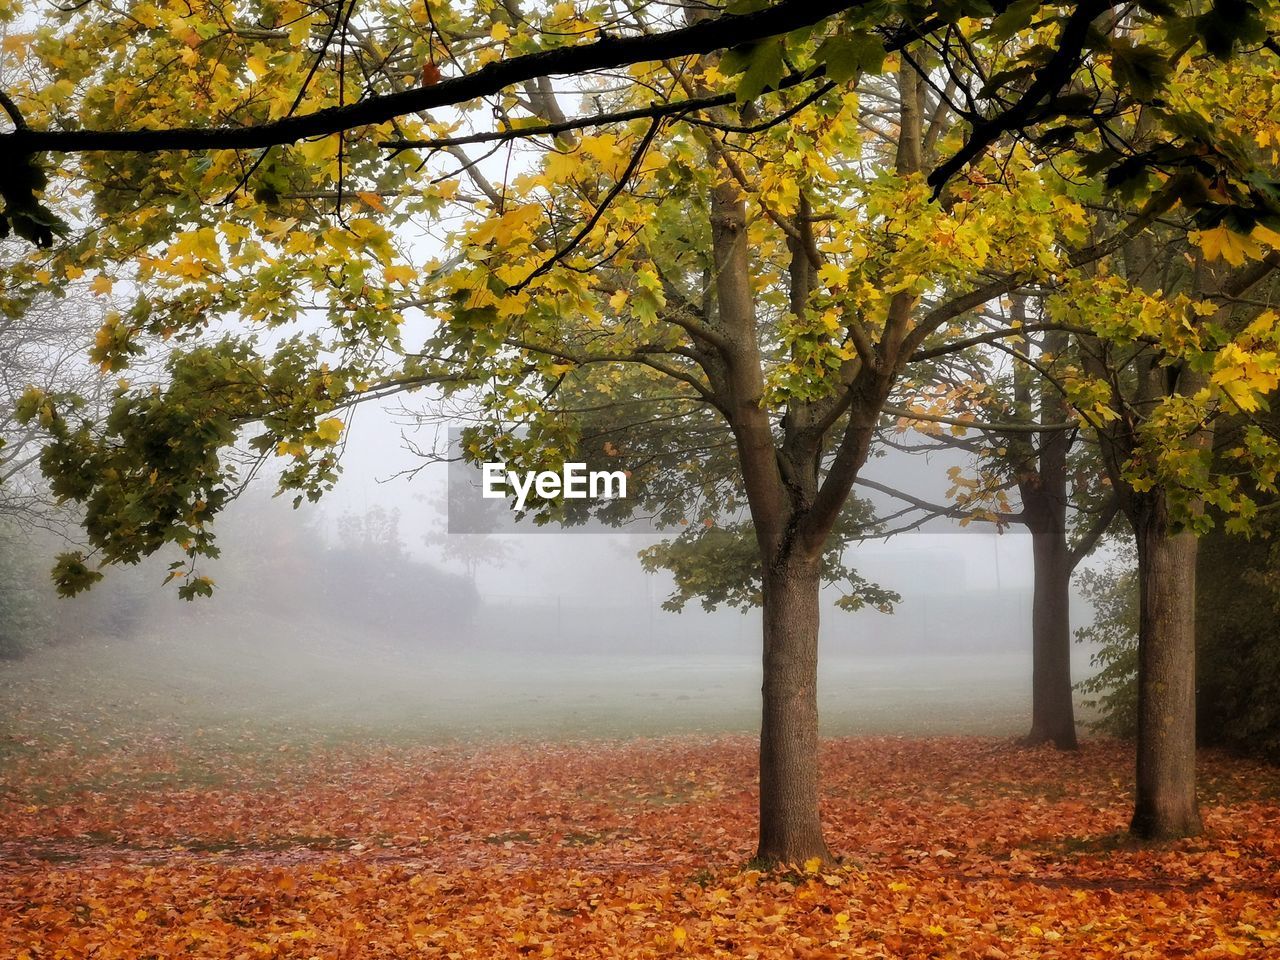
[0,621,1098,742]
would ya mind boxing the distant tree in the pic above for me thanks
[0,282,109,654]
[423,483,514,588]
[1197,525,1280,761]
[0,524,56,658]
[0,285,104,526]
[865,294,1121,750]
[1075,557,1140,739]
[331,505,477,637]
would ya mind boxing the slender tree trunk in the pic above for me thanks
[757,551,831,864]
[1025,525,1078,748]
[1130,502,1203,839]
[1016,323,1077,749]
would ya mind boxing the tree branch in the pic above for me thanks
[855,474,1022,525]
[381,71,821,153]
[7,0,873,154]
[884,403,1077,434]
[926,0,1110,194]
[1067,493,1119,571]
[510,116,662,293]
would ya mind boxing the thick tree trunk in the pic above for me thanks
[1130,505,1203,839]
[757,553,832,865]
[1025,527,1078,749]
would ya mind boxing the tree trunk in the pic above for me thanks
[757,552,832,865]
[1016,323,1078,750]
[1130,504,1203,839]
[1025,526,1078,749]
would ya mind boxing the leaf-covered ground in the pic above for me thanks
[2,731,1279,959]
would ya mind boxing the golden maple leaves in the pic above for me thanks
[1195,223,1280,267]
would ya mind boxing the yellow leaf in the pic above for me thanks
[1,32,31,54]
[91,275,114,295]
[167,228,224,275]
[470,205,542,247]
[384,264,416,286]
[1198,224,1263,266]
[314,418,344,444]
[296,136,340,177]
[346,218,384,241]
[818,263,846,289]
[580,134,618,165]
[803,856,823,875]
[1253,223,1280,249]
[357,191,387,212]
[1220,377,1261,412]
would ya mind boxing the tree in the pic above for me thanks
[1052,235,1280,837]
[0,281,113,655]
[1063,458,1280,764]
[0,285,107,525]
[1196,406,1280,761]
[7,1,1280,863]
[1010,354,1116,751]
[1078,360,1280,766]
[414,45,1130,862]
[425,476,514,588]
[1075,553,1141,738]
[868,295,1121,750]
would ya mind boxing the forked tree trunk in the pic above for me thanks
[1025,526,1078,749]
[1130,504,1203,839]
[757,552,832,864]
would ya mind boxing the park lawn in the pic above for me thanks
[2,730,1279,959]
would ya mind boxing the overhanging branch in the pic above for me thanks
[885,403,1077,434]
[6,0,871,155]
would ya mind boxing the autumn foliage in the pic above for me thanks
[3,733,1278,959]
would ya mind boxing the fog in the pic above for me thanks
[0,72,1112,746]
[2,392,1108,744]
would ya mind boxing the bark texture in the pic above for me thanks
[757,556,831,864]
[1130,502,1203,839]
[1016,325,1078,750]
[1025,526,1078,748]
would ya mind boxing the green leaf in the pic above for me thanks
[988,0,1042,40]
[813,32,885,84]
[51,552,105,598]
[1109,39,1171,100]
[1197,0,1265,59]
[733,40,786,102]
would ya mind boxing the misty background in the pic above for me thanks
[1,387,1109,742]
